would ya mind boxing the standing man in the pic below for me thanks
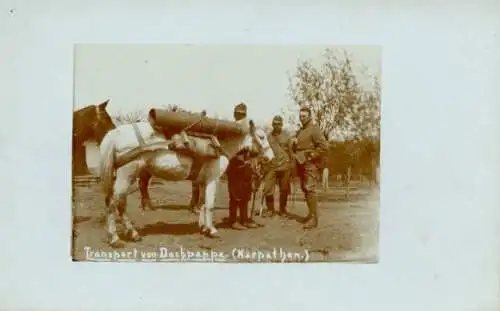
[291,106,328,229]
[262,115,293,217]
[225,102,259,229]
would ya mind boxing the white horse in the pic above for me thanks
[99,118,274,248]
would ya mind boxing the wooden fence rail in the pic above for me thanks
[72,175,100,187]
[72,175,166,188]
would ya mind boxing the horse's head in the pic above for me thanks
[73,100,116,144]
[245,119,274,162]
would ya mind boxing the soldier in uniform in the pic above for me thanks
[291,106,328,229]
[261,115,293,217]
[225,102,259,229]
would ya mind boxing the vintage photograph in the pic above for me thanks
[72,44,381,263]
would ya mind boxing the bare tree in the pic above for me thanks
[161,104,192,113]
[113,109,147,125]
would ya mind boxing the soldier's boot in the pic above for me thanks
[241,201,259,228]
[303,195,318,229]
[278,191,289,217]
[301,211,312,224]
[262,196,276,217]
[231,221,246,230]
[228,200,245,230]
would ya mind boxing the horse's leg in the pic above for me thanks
[118,165,143,243]
[118,203,142,243]
[138,171,153,211]
[105,192,122,248]
[197,182,208,233]
[189,181,201,214]
[203,178,220,238]
[106,166,136,248]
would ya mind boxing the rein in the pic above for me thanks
[181,112,206,132]
[180,112,229,158]
[94,105,105,129]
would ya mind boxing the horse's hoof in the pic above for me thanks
[132,235,142,242]
[140,200,155,211]
[110,239,125,248]
[127,231,142,242]
[206,230,220,239]
[200,226,208,234]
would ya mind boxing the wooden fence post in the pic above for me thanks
[322,167,329,191]
[346,166,351,201]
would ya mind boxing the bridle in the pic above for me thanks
[93,105,106,129]
[91,105,114,142]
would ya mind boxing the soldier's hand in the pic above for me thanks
[308,151,317,161]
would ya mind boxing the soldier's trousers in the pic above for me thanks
[296,162,320,219]
[262,169,291,211]
[227,163,254,223]
[228,191,250,224]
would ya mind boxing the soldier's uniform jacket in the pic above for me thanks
[294,120,328,166]
[267,131,292,171]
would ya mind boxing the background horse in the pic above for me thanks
[99,116,274,248]
[72,100,116,175]
[72,100,116,257]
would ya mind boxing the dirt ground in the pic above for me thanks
[72,178,379,263]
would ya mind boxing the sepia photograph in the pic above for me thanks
[71,44,381,263]
[4,0,499,308]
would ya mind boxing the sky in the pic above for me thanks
[74,44,381,126]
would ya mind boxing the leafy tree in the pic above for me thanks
[284,48,381,183]
[285,48,380,141]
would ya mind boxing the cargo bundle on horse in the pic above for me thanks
[149,108,248,139]
[96,103,274,248]
[148,108,248,159]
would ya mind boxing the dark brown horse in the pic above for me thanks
[72,100,115,257]
[72,100,116,175]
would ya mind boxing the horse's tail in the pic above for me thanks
[99,131,116,198]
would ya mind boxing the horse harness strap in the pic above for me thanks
[132,122,146,147]
[180,115,229,159]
